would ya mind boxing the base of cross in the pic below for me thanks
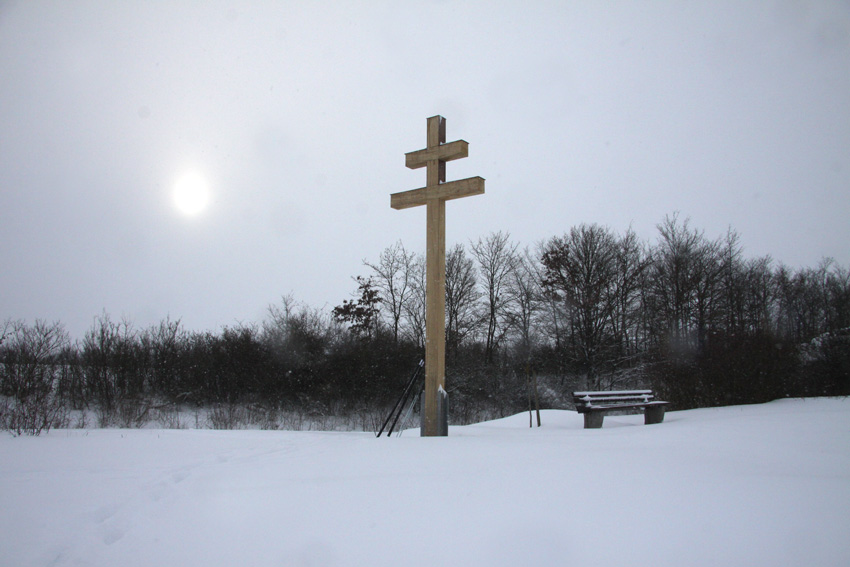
[420,388,448,436]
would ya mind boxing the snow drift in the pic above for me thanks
[1,398,848,567]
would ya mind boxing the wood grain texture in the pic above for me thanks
[390,115,484,436]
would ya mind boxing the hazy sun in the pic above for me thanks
[173,171,210,216]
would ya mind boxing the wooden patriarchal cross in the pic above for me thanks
[391,115,484,436]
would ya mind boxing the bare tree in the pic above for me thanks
[445,244,481,360]
[81,313,148,426]
[1,320,70,435]
[648,213,722,351]
[719,228,746,334]
[691,235,723,351]
[541,224,619,389]
[608,227,650,360]
[143,317,186,399]
[471,231,519,364]
[509,247,545,361]
[364,241,418,344]
[775,258,850,342]
[264,294,341,370]
[741,256,776,335]
[826,262,850,331]
[402,253,427,348]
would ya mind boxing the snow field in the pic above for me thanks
[1,398,848,567]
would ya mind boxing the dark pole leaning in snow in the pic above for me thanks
[391,116,485,436]
[376,360,424,437]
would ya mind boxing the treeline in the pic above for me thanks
[2,214,849,434]
[342,214,849,410]
[0,302,419,435]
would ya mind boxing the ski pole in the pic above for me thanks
[376,360,424,437]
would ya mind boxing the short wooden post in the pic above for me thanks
[584,412,604,429]
[644,404,666,425]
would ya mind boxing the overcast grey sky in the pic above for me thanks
[2,0,849,340]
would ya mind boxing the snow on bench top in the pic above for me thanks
[573,390,654,397]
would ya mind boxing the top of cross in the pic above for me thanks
[391,115,484,210]
[405,115,468,183]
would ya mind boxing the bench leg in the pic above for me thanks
[644,405,665,425]
[584,412,604,429]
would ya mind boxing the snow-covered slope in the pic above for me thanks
[2,398,848,567]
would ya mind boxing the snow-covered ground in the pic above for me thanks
[2,398,848,567]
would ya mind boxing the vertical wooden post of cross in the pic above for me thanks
[390,116,485,436]
[424,117,447,438]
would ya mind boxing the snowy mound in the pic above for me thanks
[2,398,848,567]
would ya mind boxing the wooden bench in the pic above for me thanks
[572,390,669,429]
